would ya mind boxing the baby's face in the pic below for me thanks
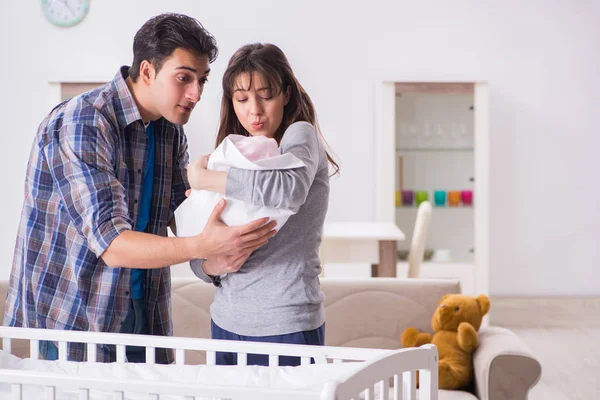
[234,135,280,162]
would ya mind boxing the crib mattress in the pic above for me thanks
[0,349,363,399]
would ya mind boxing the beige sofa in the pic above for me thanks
[0,277,541,400]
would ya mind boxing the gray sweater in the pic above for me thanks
[190,121,329,336]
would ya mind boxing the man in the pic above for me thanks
[4,13,275,363]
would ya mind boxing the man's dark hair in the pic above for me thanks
[129,13,218,82]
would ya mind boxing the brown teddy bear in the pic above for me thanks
[400,293,491,390]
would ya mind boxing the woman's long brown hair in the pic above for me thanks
[215,43,339,176]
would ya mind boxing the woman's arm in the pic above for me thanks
[188,155,227,193]
[191,122,322,212]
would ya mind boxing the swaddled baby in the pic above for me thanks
[174,134,305,238]
[232,135,280,161]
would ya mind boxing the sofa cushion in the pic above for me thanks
[171,277,461,363]
[319,278,461,349]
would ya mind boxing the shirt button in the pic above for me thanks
[134,199,138,204]
[125,291,130,295]
[137,169,142,174]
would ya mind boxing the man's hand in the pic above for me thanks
[202,252,252,276]
[191,199,277,259]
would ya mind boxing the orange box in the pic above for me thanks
[448,191,461,206]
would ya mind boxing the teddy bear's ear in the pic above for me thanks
[476,294,491,316]
[438,294,452,305]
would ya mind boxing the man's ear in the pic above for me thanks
[139,60,155,85]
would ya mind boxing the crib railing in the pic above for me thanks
[0,326,386,365]
[322,344,439,400]
[0,326,438,400]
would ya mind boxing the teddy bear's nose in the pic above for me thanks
[438,305,454,323]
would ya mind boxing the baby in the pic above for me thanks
[187,134,280,187]
[175,134,305,238]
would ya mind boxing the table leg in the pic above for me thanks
[378,240,397,277]
[371,264,378,277]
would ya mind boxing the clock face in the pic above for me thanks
[42,0,89,27]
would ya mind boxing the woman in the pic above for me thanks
[189,43,339,366]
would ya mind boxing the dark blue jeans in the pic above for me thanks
[211,319,325,366]
[40,298,148,362]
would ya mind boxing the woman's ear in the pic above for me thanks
[284,86,291,106]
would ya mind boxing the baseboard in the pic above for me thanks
[490,296,600,328]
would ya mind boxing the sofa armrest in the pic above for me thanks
[473,327,542,400]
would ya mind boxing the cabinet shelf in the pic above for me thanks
[395,205,474,210]
[396,147,474,152]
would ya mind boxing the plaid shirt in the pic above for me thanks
[4,67,190,363]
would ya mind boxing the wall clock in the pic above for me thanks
[42,0,89,27]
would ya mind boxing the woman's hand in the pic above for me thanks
[196,154,210,169]
[203,252,252,276]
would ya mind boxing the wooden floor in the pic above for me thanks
[491,297,600,400]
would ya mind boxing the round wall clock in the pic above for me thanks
[42,0,89,27]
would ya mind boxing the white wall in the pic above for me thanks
[1,0,599,295]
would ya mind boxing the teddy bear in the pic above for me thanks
[400,293,491,390]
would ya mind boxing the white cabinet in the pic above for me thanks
[376,82,490,296]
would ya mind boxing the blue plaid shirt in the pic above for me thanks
[4,67,190,363]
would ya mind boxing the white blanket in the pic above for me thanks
[174,135,306,237]
[0,350,362,400]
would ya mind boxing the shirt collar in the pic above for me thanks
[110,66,144,129]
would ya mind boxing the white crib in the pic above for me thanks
[0,326,438,400]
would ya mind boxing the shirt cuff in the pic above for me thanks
[189,259,223,287]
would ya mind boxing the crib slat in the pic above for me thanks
[58,341,67,361]
[113,391,124,400]
[364,388,372,400]
[3,338,12,354]
[206,350,216,365]
[87,343,96,362]
[378,380,389,400]
[146,347,156,364]
[301,356,310,366]
[11,384,22,400]
[116,344,126,363]
[237,352,247,366]
[393,374,403,400]
[403,370,416,400]
[269,354,279,366]
[79,388,90,400]
[30,339,39,360]
[176,348,185,365]
[45,386,56,400]
[419,368,437,400]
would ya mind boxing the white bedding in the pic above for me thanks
[174,134,306,237]
[0,350,362,399]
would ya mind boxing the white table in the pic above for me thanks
[320,222,406,277]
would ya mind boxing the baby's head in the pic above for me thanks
[232,135,280,161]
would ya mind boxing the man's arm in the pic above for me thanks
[45,123,275,270]
[102,199,276,269]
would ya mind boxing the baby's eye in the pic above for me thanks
[455,307,460,312]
